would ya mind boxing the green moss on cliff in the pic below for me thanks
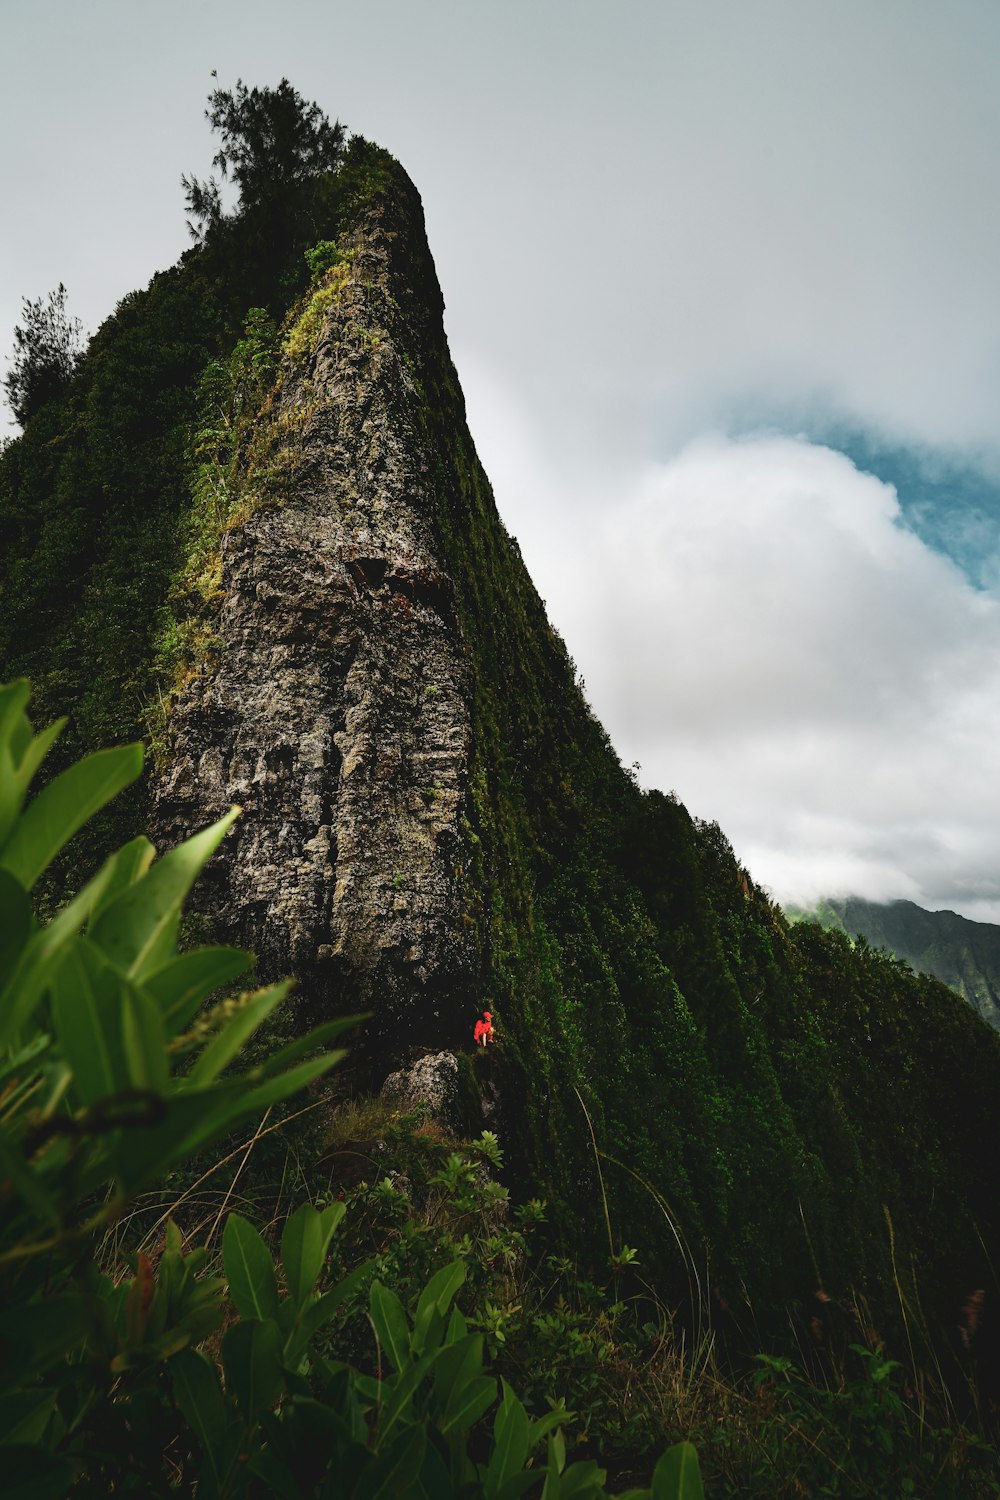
[3,147,1000,1350]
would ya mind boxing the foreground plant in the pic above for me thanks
[0,680,703,1497]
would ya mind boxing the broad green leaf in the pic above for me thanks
[221,1317,284,1421]
[51,937,168,1103]
[0,1131,59,1227]
[255,1012,366,1078]
[378,1350,440,1441]
[558,1459,606,1498]
[101,1080,248,1194]
[370,1281,411,1373]
[88,836,156,924]
[485,1379,531,1497]
[528,1407,573,1453]
[0,1032,51,1093]
[413,1260,466,1356]
[0,1298,89,1392]
[231,1050,345,1117]
[433,1332,484,1416]
[0,742,143,890]
[281,1200,346,1308]
[0,830,160,1049]
[89,806,240,979]
[10,716,65,801]
[440,1374,497,1437]
[170,1348,232,1487]
[187,980,291,1086]
[145,946,254,1031]
[223,1212,280,1321]
[652,1442,704,1500]
[50,938,130,1104]
[0,1387,58,1448]
[0,870,33,992]
[355,1422,426,1500]
[286,1259,376,1363]
[1,716,64,852]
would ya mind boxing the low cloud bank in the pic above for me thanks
[462,395,1000,922]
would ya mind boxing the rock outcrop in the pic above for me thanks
[155,179,474,1042]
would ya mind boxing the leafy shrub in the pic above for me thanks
[0,679,702,1497]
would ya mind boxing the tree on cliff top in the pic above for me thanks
[3,283,83,428]
[182,77,346,241]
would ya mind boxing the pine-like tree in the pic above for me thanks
[3,284,83,428]
[182,78,346,241]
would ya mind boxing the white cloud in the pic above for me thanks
[470,424,1000,920]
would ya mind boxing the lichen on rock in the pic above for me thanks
[155,176,475,1049]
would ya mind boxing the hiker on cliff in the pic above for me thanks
[473,1011,494,1046]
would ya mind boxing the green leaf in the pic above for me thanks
[286,1258,376,1364]
[370,1281,411,1373]
[0,1131,59,1227]
[233,1049,344,1116]
[0,1298,89,1392]
[254,1012,366,1077]
[170,1347,234,1487]
[0,835,166,1049]
[281,1200,346,1308]
[221,1317,284,1421]
[652,1442,704,1500]
[485,1379,531,1498]
[440,1374,497,1437]
[88,836,156,924]
[187,981,292,1085]
[223,1212,280,1321]
[50,937,168,1104]
[0,871,33,991]
[433,1332,485,1417]
[558,1459,606,1498]
[0,743,143,890]
[89,806,240,979]
[0,1388,58,1447]
[145,946,254,1031]
[412,1260,466,1356]
[354,1422,426,1500]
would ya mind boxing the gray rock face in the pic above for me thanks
[381,1050,460,1126]
[155,178,474,1040]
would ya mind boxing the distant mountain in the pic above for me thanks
[790,897,1000,1030]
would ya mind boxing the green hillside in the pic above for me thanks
[3,99,1000,1364]
[793,895,1000,1030]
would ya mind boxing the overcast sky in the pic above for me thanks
[4,0,1000,918]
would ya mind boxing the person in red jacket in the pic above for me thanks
[473,1011,494,1046]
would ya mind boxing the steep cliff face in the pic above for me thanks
[156,180,475,1035]
[5,149,1000,1330]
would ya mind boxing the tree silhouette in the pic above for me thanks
[3,284,83,428]
[182,78,346,241]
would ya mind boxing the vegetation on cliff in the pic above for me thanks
[2,83,1000,1492]
[791,894,1000,1031]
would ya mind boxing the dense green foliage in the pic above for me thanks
[794,894,1000,1030]
[2,87,1000,1396]
[0,682,701,1498]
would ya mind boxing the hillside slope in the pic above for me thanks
[3,145,1000,1337]
[792,895,1000,1030]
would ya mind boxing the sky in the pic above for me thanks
[4,0,1000,918]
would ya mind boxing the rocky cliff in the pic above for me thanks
[5,146,1000,1329]
[155,179,475,1038]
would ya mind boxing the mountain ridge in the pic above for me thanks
[3,142,1000,1342]
[789,894,1000,1029]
